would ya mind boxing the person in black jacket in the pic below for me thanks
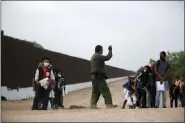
[140,65,151,108]
[149,61,157,108]
[135,67,144,108]
[53,68,66,109]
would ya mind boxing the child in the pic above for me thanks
[169,77,179,108]
[122,77,135,109]
[174,76,181,107]
[122,76,131,109]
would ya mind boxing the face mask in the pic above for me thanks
[144,70,146,72]
[44,62,49,67]
[57,73,61,78]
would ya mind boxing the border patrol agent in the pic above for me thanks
[90,45,117,109]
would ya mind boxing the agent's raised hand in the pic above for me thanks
[108,45,112,51]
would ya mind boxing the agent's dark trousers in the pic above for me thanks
[32,85,51,110]
[150,86,156,108]
[90,76,113,106]
[170,97,178,108]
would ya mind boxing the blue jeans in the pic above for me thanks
[155,81,168,108]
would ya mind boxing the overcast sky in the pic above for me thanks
[2,1,184,71]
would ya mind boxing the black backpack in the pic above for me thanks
[156,60,161,70]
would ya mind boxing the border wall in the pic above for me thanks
[1,30,134,89]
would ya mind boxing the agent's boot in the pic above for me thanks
[106,104,118,108]
[90,104,100,109]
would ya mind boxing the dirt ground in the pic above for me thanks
[1,79,185,122]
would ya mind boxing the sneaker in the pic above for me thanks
[133,104,136,109]
[106,104,118,108]
[121,106,125,109]
[58,105,64,109]
[40,108,48,110]
[141,106,146,108]
[154,106,158,108]
[31,106,39,110]
[90,105,100,109]
[162,105,166,108]
[31,108,38,110]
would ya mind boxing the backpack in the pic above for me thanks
[156,60,161,70]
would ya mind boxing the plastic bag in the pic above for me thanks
[49,90,55,98]
[132,94,136,105]
[124,90,129,100]
[47,100,52,110]
[62,86,68,96]
[39,78,49,89]
[127,96,133,106]
[123,88,127,99]
[123,88,127,93]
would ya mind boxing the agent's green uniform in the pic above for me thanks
[90,50,113,107]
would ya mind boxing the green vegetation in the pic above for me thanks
[167,51,185,84]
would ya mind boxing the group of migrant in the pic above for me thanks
[32,57,67,110]
[122,74,152,109]
[122,63,185,109]
[122,62,165,109]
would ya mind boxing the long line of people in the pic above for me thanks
[31,51,185,110]
[122,51,185,109]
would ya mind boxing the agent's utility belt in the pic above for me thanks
[91,72,108,80]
